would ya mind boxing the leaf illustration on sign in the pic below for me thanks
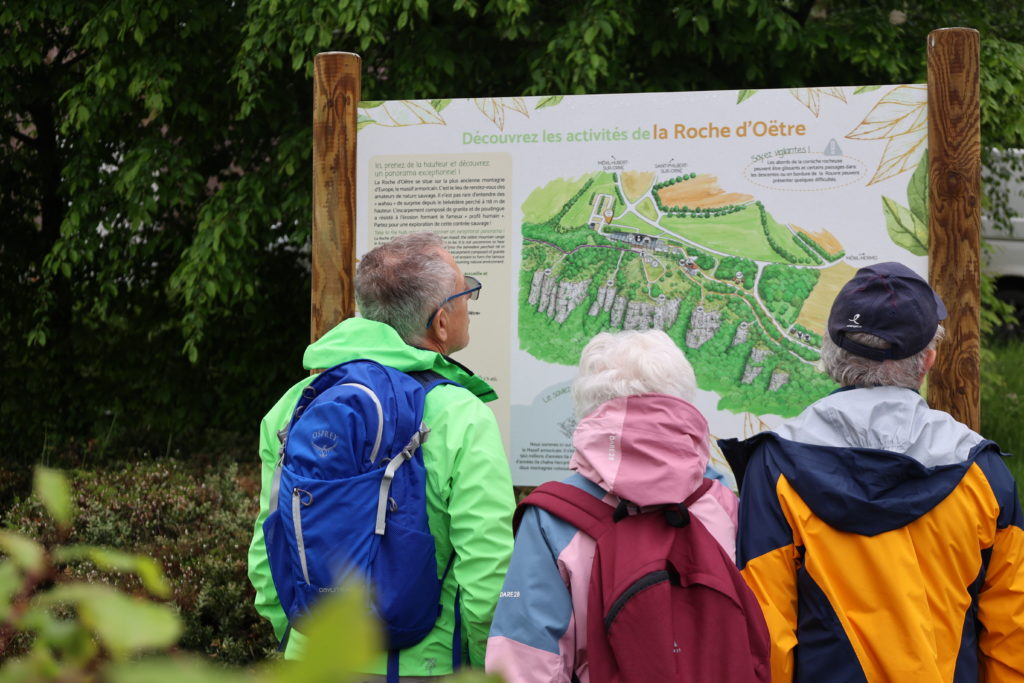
[535,95,564,110]
[737,89,757,104]
[474,97,530,130]
[869,129,928,186]
[357,100,447,127]
[744,412,771,437]
[789,87,847,117]
[907,151,929,226]
[882,195,928,255]
[846,85,927,185]
[847,85,927,139]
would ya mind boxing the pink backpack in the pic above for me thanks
[516,480,770,683]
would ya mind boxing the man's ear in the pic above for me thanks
[423,306,448,353]
[921,348,937,378]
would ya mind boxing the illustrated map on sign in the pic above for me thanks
[518,169,861,418]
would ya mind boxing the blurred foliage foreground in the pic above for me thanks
[0,465,501,683]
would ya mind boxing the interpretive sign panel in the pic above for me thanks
[356,85,930,485]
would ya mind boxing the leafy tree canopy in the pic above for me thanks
[3,0,1023,462]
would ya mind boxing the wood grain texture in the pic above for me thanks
[311,52,361,343]
[926,28,981,429]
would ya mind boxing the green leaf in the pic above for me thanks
[535,95,564,109]
[882,196,928,255]
[907,149,929,227]
[854,85,882,95]
[737,89,757,104]
[359,100,385,109]
[694,14,709,34]
[17,606,97,659]
[0,531,45,573]
[106,656,259,683]
[54,547,171,598]
[0,561,21,621]
[269,582,381,682]
[431,98,453,112]
[0,659,38,682]
[43,583,183,659]
[34,467,73,528]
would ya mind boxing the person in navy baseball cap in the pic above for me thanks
[827,261,948,361]
[721,261,1024,682]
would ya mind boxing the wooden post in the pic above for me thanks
[311,52,361,343]
[926,28,981,430]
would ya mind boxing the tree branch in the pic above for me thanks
[2,123,38,148]
[782,0,820,25]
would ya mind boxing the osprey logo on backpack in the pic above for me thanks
[311,430,338,457]
[262,359,458,652]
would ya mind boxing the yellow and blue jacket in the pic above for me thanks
[721,386,1024,682]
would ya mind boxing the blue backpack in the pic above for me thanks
[262,359,456,654]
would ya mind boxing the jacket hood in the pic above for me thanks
[570,393,710,506]
[303,317,497,402]
[721,386,1000,536]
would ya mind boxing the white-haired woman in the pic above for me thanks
[486,329,740,683]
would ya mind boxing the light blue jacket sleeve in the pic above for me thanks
[486,506,578,683]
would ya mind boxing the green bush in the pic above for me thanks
[982,342,1024,480]
[1,466,503,682]
[2,457,275,664]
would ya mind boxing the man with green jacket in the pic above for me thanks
[247,232,516,679]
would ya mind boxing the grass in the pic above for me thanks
[661,207,781,261]
[981,341,1024,481]
[520,173,596,224]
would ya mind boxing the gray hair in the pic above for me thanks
[355,232,458,344]
[820,324,945,389]
[572,330,697,420]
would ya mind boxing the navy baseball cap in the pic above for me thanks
[827,262,947,361]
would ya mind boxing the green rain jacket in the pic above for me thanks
[247,317,515,675]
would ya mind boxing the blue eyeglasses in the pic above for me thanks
[425,275,482,329]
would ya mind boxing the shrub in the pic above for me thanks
[2,457,276,664]
[1,467,503,682]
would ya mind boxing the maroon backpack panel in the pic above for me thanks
[517,480,770,683]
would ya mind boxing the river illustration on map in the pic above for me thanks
[518,168,869,418]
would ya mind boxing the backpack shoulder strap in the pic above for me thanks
[683,478,714,507]
[405,368,461,394]
[515,482,615,540]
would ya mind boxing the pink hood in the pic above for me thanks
[570,393,710,507]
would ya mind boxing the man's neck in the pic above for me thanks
[412,337,446,355]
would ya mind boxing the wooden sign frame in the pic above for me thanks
[310,27,983,430]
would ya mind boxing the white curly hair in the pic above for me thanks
[572,329,697,420]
